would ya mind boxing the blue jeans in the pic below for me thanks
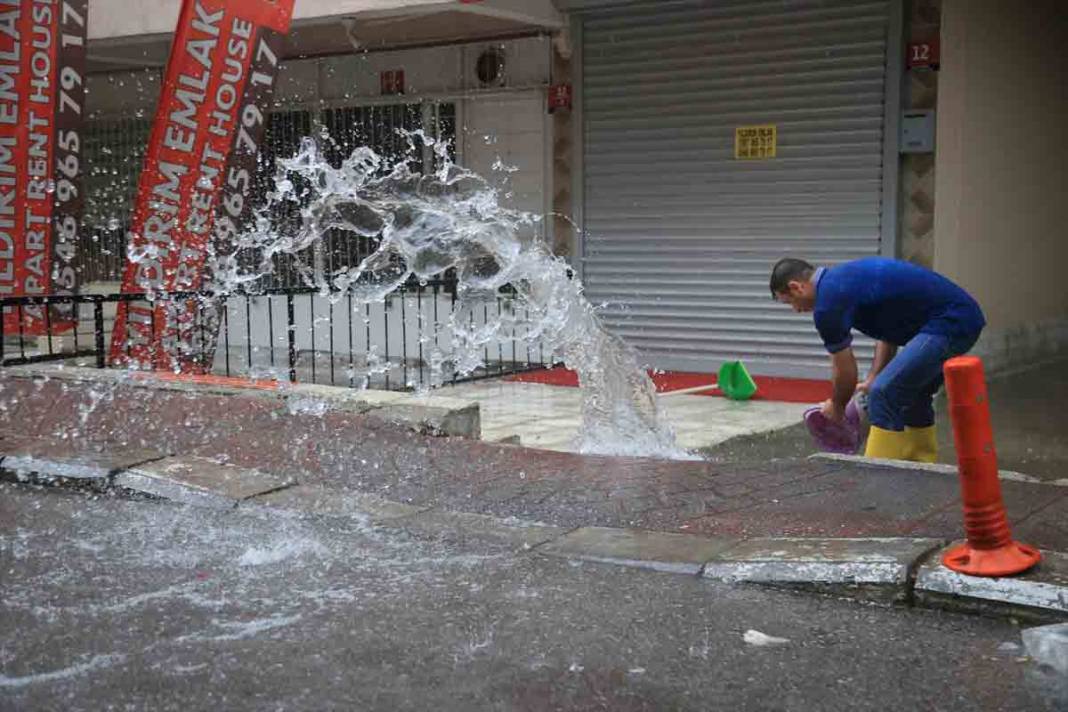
[867,332,979,431]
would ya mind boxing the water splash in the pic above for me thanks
[215,132,689,459]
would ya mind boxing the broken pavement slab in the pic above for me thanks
[0,435,167,482]
[245,483,429,522]
[385,509,568,550]
[702,537,946,602]
[915,545,1068,621]
[1,447,167,482]
[246,485,566,549]
[279,385,481,437]
[540,526,738,575]
[114,455,295,509]
[368,396,481,438]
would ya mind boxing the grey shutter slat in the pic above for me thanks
[580,0,889,377]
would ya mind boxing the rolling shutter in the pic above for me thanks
[580,0,890,376]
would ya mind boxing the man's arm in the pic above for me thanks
[860,340,897,391]
[823,347,858,421]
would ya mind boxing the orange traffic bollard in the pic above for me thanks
[941,356,1041,576]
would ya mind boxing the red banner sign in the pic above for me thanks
[0,0,87,335]
[110,0,294,371]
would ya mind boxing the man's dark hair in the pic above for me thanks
[769,258,815,298]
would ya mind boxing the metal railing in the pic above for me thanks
[0,279,549,391]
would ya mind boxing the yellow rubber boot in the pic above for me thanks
[864,425,911,460]
[905,425,938,463]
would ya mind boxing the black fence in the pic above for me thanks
[0,279,549,391]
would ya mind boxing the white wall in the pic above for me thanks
[86,36,555,236]
[88,36,553,112]
[460,91,550,228]
[263,35,555,227]
[88,0,562,40]
[312,36,551,103]
[316,46,461,102]
[89,0,443,39]
[934,0,1068,371]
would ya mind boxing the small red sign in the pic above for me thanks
[548,83,572,112]
[907,39,940,69]
[381,69,405,96]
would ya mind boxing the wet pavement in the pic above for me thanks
[699,359,1068,482]
[439,379,807,453]
[2,369,1068,551]
[3,484,1067,711]
[2,361,1068,708]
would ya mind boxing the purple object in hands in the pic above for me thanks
[804,400,862,454]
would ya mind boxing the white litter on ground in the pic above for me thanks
[743,629,791,647]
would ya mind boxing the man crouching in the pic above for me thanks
[770,256,986,462]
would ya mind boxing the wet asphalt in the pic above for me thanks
[2,483,1066,711]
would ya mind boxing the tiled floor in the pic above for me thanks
[440,380,810,455]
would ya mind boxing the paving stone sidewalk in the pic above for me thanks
[3,371,1067,549]
[5,369,1068,620]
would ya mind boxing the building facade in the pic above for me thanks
[79,0,1068,379]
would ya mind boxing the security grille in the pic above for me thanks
[81,117,152,283]
[79,97,456,289]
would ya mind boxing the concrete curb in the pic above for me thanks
[701,537,946,604]
[810,453,1068,487]
[540,526,737,575]
[114,455,296,509]
[915,545,1068,621]
[5,448,1068,622]
[0,444,167,483]
[1,364,481,439]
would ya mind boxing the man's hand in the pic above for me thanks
[828,347,858,419]
[856,379,873,395]
[820,398,845,423]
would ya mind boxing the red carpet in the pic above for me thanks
[134,372,284,391]
[505,367,831,404]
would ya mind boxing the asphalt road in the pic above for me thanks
[3,483,1066,711]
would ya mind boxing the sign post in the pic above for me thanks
[110,0,294,372]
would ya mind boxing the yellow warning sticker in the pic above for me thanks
[735,124,777,160]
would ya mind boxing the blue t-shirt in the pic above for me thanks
[814,258,985,353]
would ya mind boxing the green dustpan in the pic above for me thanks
[717,361,758,401]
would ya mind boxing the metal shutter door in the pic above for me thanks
[580,0,889,377]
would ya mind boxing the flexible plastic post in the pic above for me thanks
[941,356,1040,577]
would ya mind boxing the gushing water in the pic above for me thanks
[216,133,689,459]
